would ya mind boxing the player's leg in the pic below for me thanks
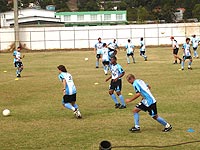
[126,54,130,64]
[109,81,120,108]
[96,54,100,68]
[181,56,185,70]
[188,57,192,69]
[115,80,126,109]
[149,103,172,132]
[129,104,143,132]
[131,53,135,63]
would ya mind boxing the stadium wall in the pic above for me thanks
[0,23,199,50]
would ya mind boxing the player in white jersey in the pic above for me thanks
[105,56,126,109]
[57,65,82,119]
[94,37,103,68]
[126,74,172,132]
[107,39,118,58]
[170,36,182,64]
[139,37,147,61]
[181,38,192,70]
[13,47,24,77]
[125,39,135,64]
[191,35,199,58]
[102,43,110,75]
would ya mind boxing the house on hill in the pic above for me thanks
[55,10,127,26]
[0,8,63,28]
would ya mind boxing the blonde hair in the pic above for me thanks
[126,74,135,80]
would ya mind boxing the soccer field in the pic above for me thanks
[0,47,200,150]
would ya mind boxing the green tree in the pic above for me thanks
[0,0,12,12]
[192,4,200,20]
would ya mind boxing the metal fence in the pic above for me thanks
[0,23,200,50]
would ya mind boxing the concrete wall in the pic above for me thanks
[0,23,199,50]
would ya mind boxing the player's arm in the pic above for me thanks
[105,75,112,82]
[126,92,141,103]
[61,79,67,94]
[113,71,125,82]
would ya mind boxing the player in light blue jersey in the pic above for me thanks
[94,37,103,68]
[57,65,82,119]
[13,47,24,77]
[139,37,147,61]
[102,43,110,75]
[191,35,199,58]
[126,74,172,132]
[125,39,135,64]
[181,38,192,70]
[105,56,126,109]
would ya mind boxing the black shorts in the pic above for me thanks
[183,56,192,60]
[140,51,145,55]
[193,47,197,51]
[14,62,23,68]
[96,54,101,59]
[136,102,157,117]
[102,61,109,65]
[109,79,122,92]
[127,52,133,56]
[173,48,179,55]
[63,93,76,103]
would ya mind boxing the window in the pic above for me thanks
[116,14,123,21]
[90,15,97,21]
[104,14,111,21]
[77,15,84,21]
[64,16,71,21]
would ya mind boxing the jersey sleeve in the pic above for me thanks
[117,64,124,74]
[58,73,64,82]
[133,81,141,93]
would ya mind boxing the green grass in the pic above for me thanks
[0,47,200,150]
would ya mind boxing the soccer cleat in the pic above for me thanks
[17,74,21,77]
[119,105,126,109]
[188,67,192,70]
[74,109,82,119]
[179,59,182,64]
[144,57,147,61]
[129,127,140,132]
[163,125,172,132]
[115,103,121,108]
[181,68,184,70]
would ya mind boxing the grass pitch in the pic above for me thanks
[0,47,200,150]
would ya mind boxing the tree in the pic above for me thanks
[192,4,200,20]
[0,0,12,12]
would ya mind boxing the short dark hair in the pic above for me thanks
[128,39,131,42]
[57,65,67,72]
[186,38,190,41]
[103,43,107,47]
[111,55,117,60]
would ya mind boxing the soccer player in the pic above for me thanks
[126,74,172,132]
[125,39,135,64]
[107,39,118,58]
[105,56,126,109]
[13,46,24,77]
[57,65,82,119]
[181,38,193,70]
[191,35,199,58]
[94,37,103,68]
[170,36,182,64]
[102,43,110,75]
[139,37,147,61]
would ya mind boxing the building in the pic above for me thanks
[55,11,127,26]
[0,8,62,28]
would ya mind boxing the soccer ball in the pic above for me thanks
[2,109,11,116]
[84,58,88,61]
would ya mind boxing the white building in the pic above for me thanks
[0,8,62,27]
[55,11,127,26]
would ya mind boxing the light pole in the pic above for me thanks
[14,0,19,49]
